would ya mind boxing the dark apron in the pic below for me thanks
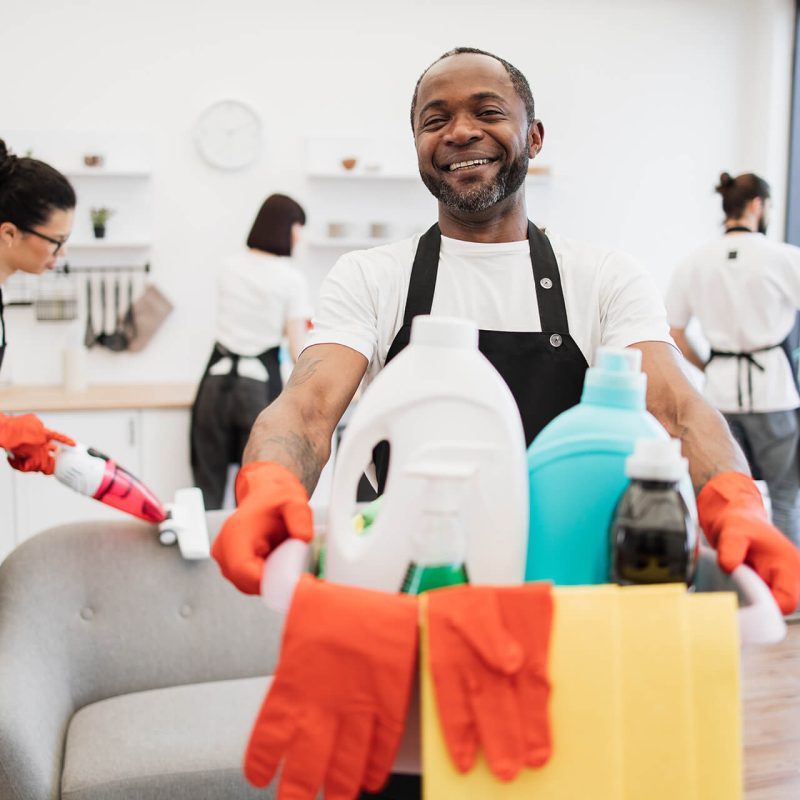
[0,288,6,375]
[372,221,589,493]
[189,341,281,468]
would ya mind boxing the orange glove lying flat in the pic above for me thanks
[697,471,800,615]
[211,461,313,594]
[0,413,75,475]
[244,575,419,798]
[426,583,554,782]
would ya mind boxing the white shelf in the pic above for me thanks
[307,171,418,181]
[308,236,395,249]
[67,241,151,250]
[64,169,151,179]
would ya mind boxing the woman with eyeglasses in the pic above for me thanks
[0,138,75,473]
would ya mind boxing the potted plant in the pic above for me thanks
[90,207,114,239]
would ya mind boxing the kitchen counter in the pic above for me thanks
[744,619,800,798]
[0,383,196,412]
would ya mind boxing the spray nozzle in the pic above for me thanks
[404,460,476,513]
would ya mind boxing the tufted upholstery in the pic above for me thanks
[0,512,283,800]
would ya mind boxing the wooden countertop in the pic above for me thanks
[0,383,196,412]
[744,619,800,798]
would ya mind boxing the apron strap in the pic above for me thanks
[0,287,6,348]
[528,221,569,332]
[402,222,570,334]
[402,223,441,325]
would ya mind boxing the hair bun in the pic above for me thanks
[0,138,18,181]
[715,171,734,194]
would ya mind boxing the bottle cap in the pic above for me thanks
[625,437,688,482]
[582,346,646,408]
[410,315,478,349]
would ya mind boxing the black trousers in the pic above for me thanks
[359,774,421,799]
[190,375,271,509]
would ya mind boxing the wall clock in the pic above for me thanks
[193,99,262,170]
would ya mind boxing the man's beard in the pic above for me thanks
[420,149,530,213]
[757,213,768,234]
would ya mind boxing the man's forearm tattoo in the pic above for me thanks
[263,431,321,493]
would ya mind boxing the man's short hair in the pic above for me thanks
[410,47,536,130]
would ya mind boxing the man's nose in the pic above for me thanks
[445,113,482,145]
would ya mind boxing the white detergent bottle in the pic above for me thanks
[325,315,529,592]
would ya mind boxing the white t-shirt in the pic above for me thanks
[215,249,312,356]
[304,229,672,391]
[665,233,800,413]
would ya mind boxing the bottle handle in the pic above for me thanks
[327,414,389,568]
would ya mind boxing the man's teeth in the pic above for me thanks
[448,159,490,171]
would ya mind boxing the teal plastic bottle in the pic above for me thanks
[525,347,669,585]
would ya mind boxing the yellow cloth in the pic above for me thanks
[420,584,741,800]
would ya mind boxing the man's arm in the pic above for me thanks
[630,341,748,493]
[668,327,706,373]
[243,343,368,494]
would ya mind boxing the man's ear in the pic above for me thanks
[528,120,545,158]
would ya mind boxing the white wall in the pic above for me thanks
[1,0,794,386]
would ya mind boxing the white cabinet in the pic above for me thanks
[0,408,192,562]
[139,408,193,503]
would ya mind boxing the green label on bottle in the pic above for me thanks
[400,562,469,594]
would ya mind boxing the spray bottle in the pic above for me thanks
[399,461,472,595]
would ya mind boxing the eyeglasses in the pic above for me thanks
[18,226,68,256]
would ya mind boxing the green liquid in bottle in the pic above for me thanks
[400,562,469,594]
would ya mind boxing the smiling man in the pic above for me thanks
[212,47,800,800]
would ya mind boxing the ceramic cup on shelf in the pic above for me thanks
[340,157,357,171]
[369,222,390,239]
[327,221,351,239]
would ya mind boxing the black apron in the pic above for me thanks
[0,288,6,375]
[189,341,282,468]
[372,221,589,493]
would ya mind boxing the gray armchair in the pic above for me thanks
[0,512,283,800]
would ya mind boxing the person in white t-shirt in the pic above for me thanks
[666,172,800,544]
[210,49,800,800]
[190,194,311,509]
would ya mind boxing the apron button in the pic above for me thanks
[540,277,553,289]
[550,333,562,348]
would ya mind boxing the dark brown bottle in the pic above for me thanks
[610,439,697,585]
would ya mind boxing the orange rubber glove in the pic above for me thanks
[0,413,75,475]
[697,471,800,615]
[426,583,554,782]
[244,575,419,798]
[211,461,313,594]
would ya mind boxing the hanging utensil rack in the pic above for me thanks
[59,262,151,275]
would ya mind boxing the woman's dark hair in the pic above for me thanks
[0,138,76,229]
[715,172,770,219]
[246,194,306,257]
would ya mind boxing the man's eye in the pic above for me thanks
[479,109,503,117]
[422,117,446,128]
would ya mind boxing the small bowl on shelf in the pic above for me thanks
[340,157,357,171]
